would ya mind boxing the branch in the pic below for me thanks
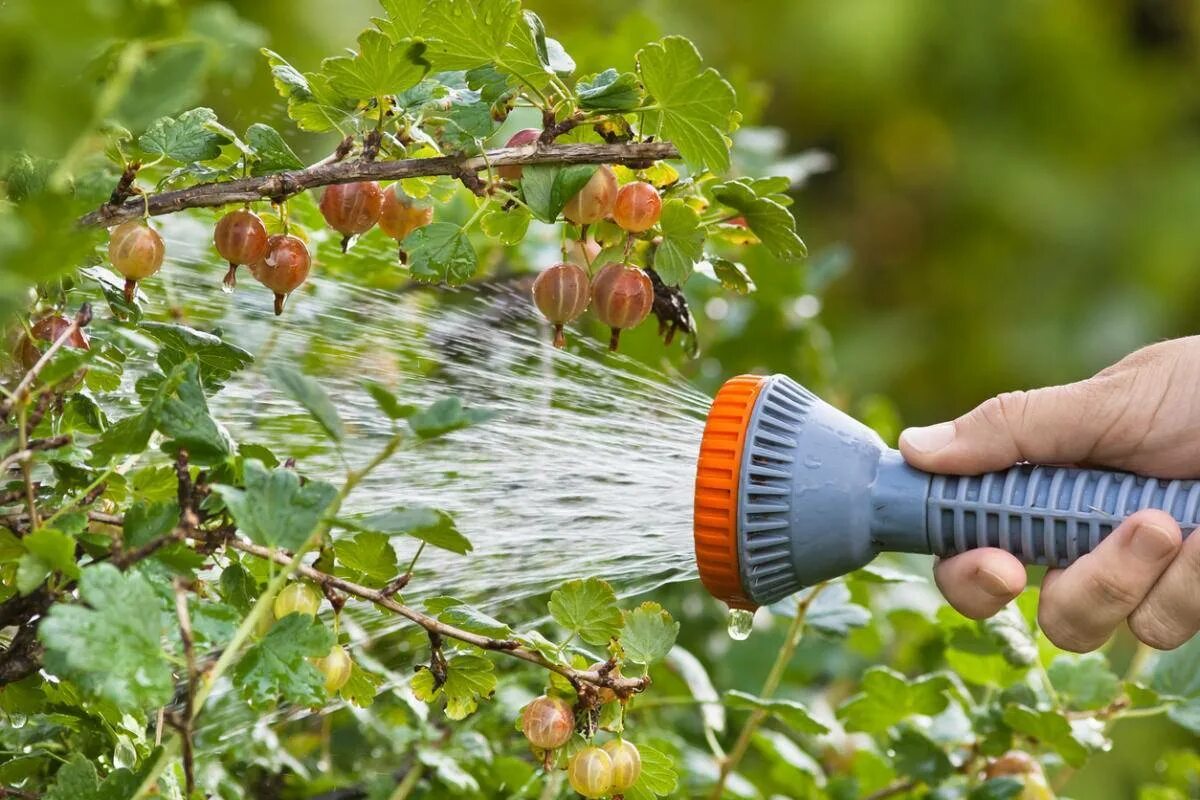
[79,142,680,228]
[172,580,197,797]
[0,305,92,421]
[226,537,650,696]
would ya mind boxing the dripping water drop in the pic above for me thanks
[727,607,755,641]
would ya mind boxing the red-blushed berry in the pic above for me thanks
[521,695,574,750]
[567,746,614,799]
[531,262,591,348]
[251,235,312,316]
[16,315,91,371]
[564,165,617,225]
[378,186,434,257]
[320,181,384,251]
[273,582,321,619]
[590,262,654,351]
[108,220,165,302]
[312,645,352,693]
[612,181,662,233]
[602,739,642,791]
[498,128,542,181]
[214,208,270,291]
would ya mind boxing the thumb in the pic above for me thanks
[899,382,1110,474]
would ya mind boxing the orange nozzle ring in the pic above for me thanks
[693,374,767,610]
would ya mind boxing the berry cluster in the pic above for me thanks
[272,582,352,694]
[520,694,643,798]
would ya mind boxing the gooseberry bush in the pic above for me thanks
[2,1,1199,799]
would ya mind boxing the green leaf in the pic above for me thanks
[405,222,479,285]
[321,29,429,102]
[18,528,79,594]
[234,613,334,709]
[939,606,1031,688]
[408,396,495,439]
[836,667,952,733]
[363,380,417,420]
[343,505,472,555]
[428,87,495,154]
[711,178,807,261]
[268,364,344,443]
[415,0,553,92]
[889,726,953,784]
[219,562,258,614]
[341,660,383,708]
[139,320,254,389]
[521,164,597,223]
[336,532,398,588]
[653,200,704,286]
[1001,705,1089,767]
[153,360,233,464]
[623,744,678,800]
[214,460,338,551]
[804,582,870,637]
[426,596,512,638]
[636,36,736,173]
[982,605,1038,667]
[246,123,304,174]
[139,108,230,164]
[577,69,642,112]
[621,601,680,665]
[725,690,828,734]
[261,48,358,133]
[701,258,755,294]
[969,778,1025,800]
[411,652,496,720]
[481,206,531,245]
[39,564,173,708]
[1153,635,1200,698]
[548,578,622,646]
[1048,653,1121,711]
[123,501,178,547]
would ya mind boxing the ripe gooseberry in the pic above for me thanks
[312,644,352,693]
[531,263,590,348]
[567,746,614,799]
[521,695,574,750]
[612,181,662,233]
[251,234,311,316]
[108,219,165,302]
[273,582,321,620]
[214,208,269,291]
[319,181,384,251]
[563,165,617,226]
[378,186,434,258]
[16,315,90,371]
[498,128,542,181]
[601,739,642,791]
[590,263,654,351]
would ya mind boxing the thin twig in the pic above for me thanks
[864,779,918,800]
[172,579,197,797]
[0,305,92,420]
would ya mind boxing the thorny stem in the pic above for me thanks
[172,580,197,797]
[707,583,828,800]
[16,406,38,531]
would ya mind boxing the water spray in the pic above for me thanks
[694,374,1200,609]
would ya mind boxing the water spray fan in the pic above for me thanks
[694,375,1200,609]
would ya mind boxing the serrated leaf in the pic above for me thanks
[696,258,754,294]
[408,396,495,439]
[234,613,334,709]
[341,660,383,708]
[268,364,344,443]
[153,360,234,465]
[711,178,807,261]
[336,532,398,588]
[548,578,622,646]
[771,582,869,637]
[426,596,512,638]
[343,505,472,555]
[405,222,479,284]
[725,690,828,734]
[521,164,597,223]
[246,123,304,174]
[890,726,953,784]
[623,744,677,800]
[321,29,429,102]
[577,68,642,112]
[214,460,338,551]
[1001,705,1089,767]
[836,667,952,733]
[969,778,1025,800]
[139,107,229,163]
[1048,653,1121,711]
[219,562,258,614]
[261,48,358,133]
[18,528,79,595]
[480,207,531,245]
[415,0,553,92]
[39,564,173,708]
[621,601,679,665]
[411,652,496,720]
[653,200,703,286]
[636,36,735,173]
[139,321,254,388]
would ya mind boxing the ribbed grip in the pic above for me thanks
[927,465,1200,566]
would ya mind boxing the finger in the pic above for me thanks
[934,549,1027,619]
[898,378,1125,475]
[1129,527,1200,650]
[1038,509,1181,652]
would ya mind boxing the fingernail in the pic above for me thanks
[1130,523,1177,561]
[977,567,1013,598]
[902,422,956,453]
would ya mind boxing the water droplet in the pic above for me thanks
[7,713,26,729]
[113,738,136,769]
[727,607,755,641]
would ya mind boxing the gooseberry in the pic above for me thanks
[273,582,321,620]
[612,181,662,233]
[563,165,617,225]
[567,746,614,799]
[251,234,311,316]
[590,263,654,351]
[16,315,90,371]
[531,262,590,348]
[985,752,1037,779]
[378,186,434,247]
[565,236,601,269]
[213,208,269,291]
[108,219,165,302]
[521,695,574,750]
[312,644,352,693]
[498,128,542,181]
[319,181,384,250]
[602,739,642,791]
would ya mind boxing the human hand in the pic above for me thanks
[899,337,1200,651]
